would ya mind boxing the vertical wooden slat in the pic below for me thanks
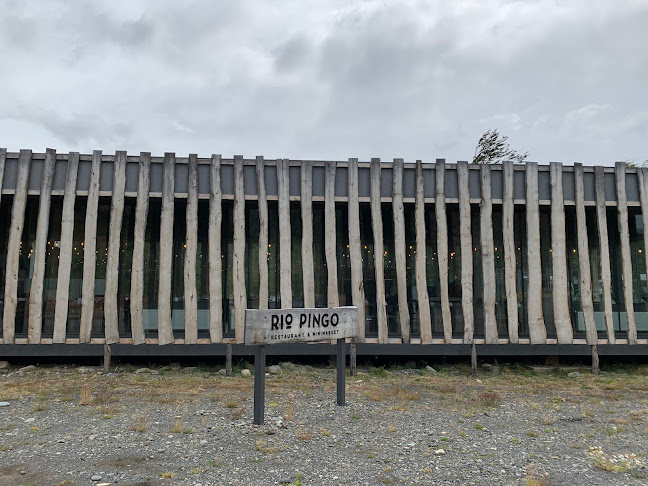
[80,150,102,343]
[480,164,497,344]
[232,155,247,341]
[615,162,637,344]
[2,149,32,344]
[435,160,452,343]
[574,163,597,345]
[594,166,615,343]
[53,152,80,343]
[457,161,473,344]
[347,158,365,341]
[502,161,519,343]
[209,155,223,343]
[129,153,151,345]
[415,160,432,344]
[370,158,388,343]
[184,154,199,344]
[550,162,573,344]
[301,161,315,309]
[526,162,547,344]
[157,152,175,345]
[27,148,56,343]
[277,158,292,309]
[256,156,269,310]
[639,169,648,322]
[104,150,127,344]
[325,161,339,308]
[392,158,410,343]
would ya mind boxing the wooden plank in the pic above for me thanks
[233,155,247,341]
[184,154,199,344]
[415,160,432,344]
[103,150,127,344]
[526,162,547,344]
[615,162,637,344]
[27,148,57,343]
[574,163,597,345]
[595,166,615,344]
[639,168,648,330]
[502,161,519,343]
[480,164,497,344]
[325,160,339,308]
[301,161,315,309]
[457,161,473,344]
[435,160,452,343]
[53,152,79,343]
[370,158,388,343]
[2,149,32,343]
[277,158,292,308]
[80,150,102,343]
[209,155,223,343]
[157,152,175,345]
[392,158,410,343]
[347,158,365,342]
[256,156,269,310]
[129,153,151,345]
[550,163,573,344]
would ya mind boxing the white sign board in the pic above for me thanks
[245,306,358,345]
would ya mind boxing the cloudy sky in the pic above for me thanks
[0,0,646,165]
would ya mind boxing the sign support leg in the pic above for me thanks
[254,344,266,425]
[336,338,345,406]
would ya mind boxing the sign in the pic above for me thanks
[244,306,358,345]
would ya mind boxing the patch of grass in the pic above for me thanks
[225,402,239,408]
[284,403,294,421]
[320,428,332,436]
[525,431,539,438]
[189,468,200,475]
[474,424,485,430]
[477,391,502,408]
[170,420,183,433]
[129,416,148,433]
[368,366,389,378]
[351,414,361,420]
[253,439,278,454]
[160,472,175,479]
[33,401,48,412]
[298,431,312,441]
[79,385,92,406]
[182,427,193,434]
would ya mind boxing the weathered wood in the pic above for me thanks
[209,155,224,343]
[103,151,127,344]
[184,154,199,344]
[226,343,232,376]
[157,152,176,345]
[301,161,315,309]
[233,155,247,341]
[502,161,519,343]
[129,153,151,345]
[471,343,477,377]
[594,166,615,344]
[591,344,600,375]
[480,164,498,344]
[525,163,547,344]
[415,161,432,344]
[550,163,573,344]
[370,158,388,343]
[640,169,648,323]
[2,149,32,343]
[27,148,57,343]
[457,161,473,344]
[53,152,80,343]
[277,158,292,309]
[103,343,111,372]
[256,156,269,310]
[325,161,340,308]
[435,160,453,343]
[80,150,102,343]
[347,158,365,341]
[615,162,637,344]
[574,163,597,346]
[392,158,410,343]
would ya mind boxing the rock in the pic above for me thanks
[19,365,36,372]
[490,366,500,374]
[218,368,227,376]
[91,475,103,481]
[0,361,8,369]
[240,369,251,377]
[434,449,446,455]
[77,367,94,374]
[24,418,35,423]
[0,402,9,407]
[268,365,281,375]
[134,368,151,374]
[568,371,581,378]
[425,366,438,374]
[150,369,160,375]
[183,367,198,372]
[482,363,493,370]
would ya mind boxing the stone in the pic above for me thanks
[183,366,198,372]
[482,363,493,370]
[218,369,227,376]
[434,449,446,455]
[268,365,281,375]
[150,369,160,375]
[77,367,94,374]
[425,366,438,374]
[568,371,581,377]
[91,475,103,481]
[0,361,8,369]
[490,366,500,374]
[0,402,9,407]
[19,365,36,372]
[24,418,35,423]
[134,368,151,374]
[240,369,251,377]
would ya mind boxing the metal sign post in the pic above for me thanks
[253,344,266,425]
[337,338,345,406]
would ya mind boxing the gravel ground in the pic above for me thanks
[1,361,648,486]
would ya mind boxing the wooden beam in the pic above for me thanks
[550,162,573,344]
[370,158,388,343]
[184,154,199,344]
[325,161,339,308]
[574,163,597,345]
[209,155,223,343]
[53,152,80,343]
[28,148,57,343]
[615,162,637,344]
[639,168,648,333]
[256,156,269,310]
[526,162,547,344]
[502,161,519,343]
[435,160,452,343]
[415,160,432,344]
[157,152,176,345]
[480,164,497,344]
[80,150,102,343]
[594,166,615,344]
[347,158,365,341]
[2,149,32,344]
[457,161,473,344]
[301,161,315,309]
[233,155,247,340]
[129,153,151,345]
[392,158,410,343]
[277,158,292,309]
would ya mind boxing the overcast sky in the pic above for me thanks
[1,0,646,165]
